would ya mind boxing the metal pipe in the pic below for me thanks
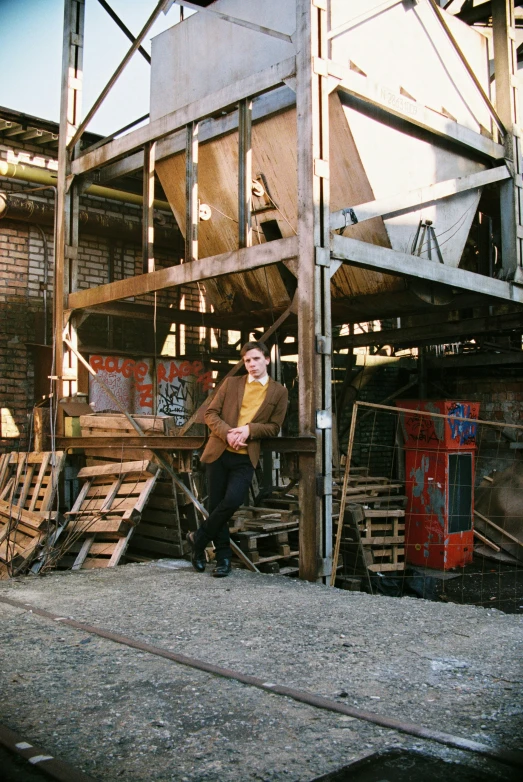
[0,160,171,211]
[1,594,522,771]
[0,192,181,249]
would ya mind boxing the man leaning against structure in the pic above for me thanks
[187,341,288,578]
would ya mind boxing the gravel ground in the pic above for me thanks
[0,561,522,781]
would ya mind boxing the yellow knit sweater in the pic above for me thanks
[226,380,269,454]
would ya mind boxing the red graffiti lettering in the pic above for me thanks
[137,383,153,408]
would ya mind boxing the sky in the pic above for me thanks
[0,0,188,135]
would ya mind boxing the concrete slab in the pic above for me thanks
[0,562,521,781]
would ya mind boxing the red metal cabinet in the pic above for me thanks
[397,400,479,570]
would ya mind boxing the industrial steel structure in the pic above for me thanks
[53,0,523,581]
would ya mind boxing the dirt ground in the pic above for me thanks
[0,560,522,781]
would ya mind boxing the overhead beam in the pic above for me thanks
[334,310,523,350]
[78,301,224,327]
[68,235,298,311]
[330,165,511,230]
[98,86,296,183]
[330,65,505,161]
[71,57,296,176]
[330,234,523,305]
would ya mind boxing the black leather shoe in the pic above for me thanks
[186,531,206,573]
[212,558,232,578]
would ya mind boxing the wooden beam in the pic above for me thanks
[68,236,298,310]
[71,57,297,176]
[330,64,505,161]
[334,310,523,349]
[330,234,523,305]
[330,166,511,230]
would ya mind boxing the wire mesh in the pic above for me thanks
[333,401,523,615]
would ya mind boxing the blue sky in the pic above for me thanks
[0,0,185,135]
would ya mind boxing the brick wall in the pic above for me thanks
[1,150,210,453]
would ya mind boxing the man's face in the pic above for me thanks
[243,348,270,379]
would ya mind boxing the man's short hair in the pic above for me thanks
[240,340,270,359]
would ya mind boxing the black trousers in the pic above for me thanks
[196,450,254,561]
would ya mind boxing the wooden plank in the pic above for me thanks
[72,536,96,570]
[367,562,405,572]
[359,535,405,545]
[0,501,61,529]
[331,234,523,305]
[68,236,297,310]
[71,56,297,175]
[474,529,501,552]
[77,460,158,478]
[107,530,135,566]
[71,518,131,534]
[474,510,523,547]
[364,509,405,518]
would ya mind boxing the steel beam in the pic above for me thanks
[492,0,523,276]
[296,0,331,583]
[330,234,523,305]
[185,123,199,263]
[68,0,167,149]
[55,0,85,434]
[67,236,298,310]
[238,99,253,249]
[330,64,505,161]
[330,166,511,230]
[142,142,156,273]
[71,57,297,176]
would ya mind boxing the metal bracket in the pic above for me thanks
[316,335,331,355]
[316,410,332,429]
[313,57,329,78]
[315,246,330,267]
[314,158,330,179]
[342,207,358,227]
[64,245,78,260]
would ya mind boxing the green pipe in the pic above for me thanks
[0,160,172,211]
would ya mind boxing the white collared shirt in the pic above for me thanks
[248,373,269,386]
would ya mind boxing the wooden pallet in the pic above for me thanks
[232,521,299,566]
[125,473,185,561]
[339,503,406,577]
[0,451,66,578]
[56,460,160,570]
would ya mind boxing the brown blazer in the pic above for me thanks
[201,375,288,468]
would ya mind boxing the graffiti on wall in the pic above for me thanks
[89,355,213,423]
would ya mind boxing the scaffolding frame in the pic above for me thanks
[54,0,523,581]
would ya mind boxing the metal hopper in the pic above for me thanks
[150,0,494,320]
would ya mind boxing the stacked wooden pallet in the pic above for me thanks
[0,451,66,578]
[332,468,406,586]
[55,460,160,570]
[231,505,299,573]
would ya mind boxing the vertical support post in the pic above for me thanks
[492,0,522,276]
[55,0,84,431]
[185,121,199,264]
[296,0,332,582]
[238,98,253,248]
[142,141,156,273]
